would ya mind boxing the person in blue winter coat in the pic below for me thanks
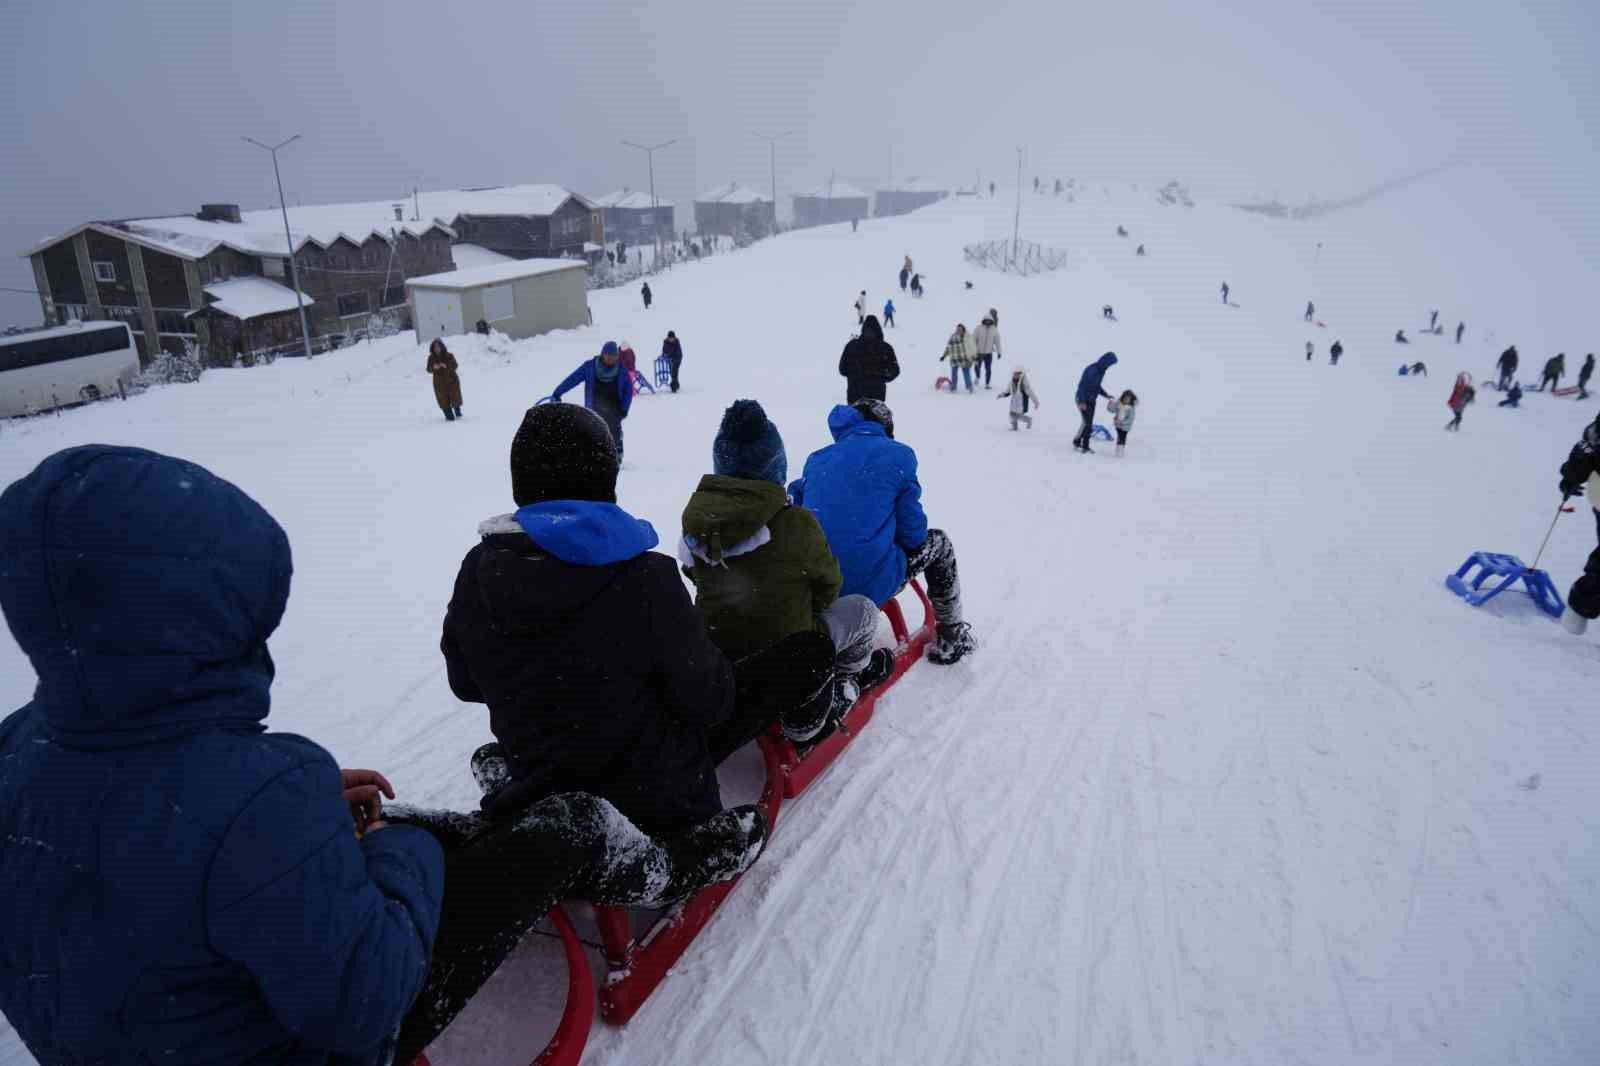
[552,340,635,457]
[0,444,764,1066]
[789,400,976,664]
[1072,351,1118,453]
[883,297,896,327]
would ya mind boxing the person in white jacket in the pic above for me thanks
[855,290,867,327]
[996,366,1039,430]
[1106,389,1138,456]
[972,317,1003,389]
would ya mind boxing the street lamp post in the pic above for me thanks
[1012,147,1024,264]
[242,135,314,359]
[754,130,791,237]
[622,138,677,263]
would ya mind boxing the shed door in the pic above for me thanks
[412,289,460,342]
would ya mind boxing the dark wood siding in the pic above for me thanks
[454,214,553,259]
[548,200,592,257]
[143,249,190,308]
[40,241,84,304]
[85,231,136,307]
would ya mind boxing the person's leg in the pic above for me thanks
[1022,413,1033,429]
[819,593,880,676]
[905,529,963,628]
[1567,511,1600,623]
[1009,412,1019,431]
[718,630,836,754]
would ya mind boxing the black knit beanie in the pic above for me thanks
[510,403,619,506]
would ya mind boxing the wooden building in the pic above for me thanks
[792,181,871,228]
[592,189,675,246]
[874,179,951,218]
[693,183,775,241]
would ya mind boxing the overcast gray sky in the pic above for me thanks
[3,0,1596,325]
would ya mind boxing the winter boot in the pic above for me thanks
[443,407,456,422]
[780,670,848,744]
[454,405,463,418]
[855,647,896,693]
[1561,606,1590,636]
[928,622,977,665]
[470,742,511,795]
[645,805,768,905]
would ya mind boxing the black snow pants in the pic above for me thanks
[391,787,763,1062]
[975,353,994,387]
[1569,509,1600,620]
[669,354,683,393]
[1073,402,1096,450]
[906,528,964,627]
[712,630,837,762]
[591,394,626,458]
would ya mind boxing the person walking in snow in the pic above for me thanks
[1429,309,1439,332]
[988,306,1000,327]
[1456,321,1465,344]
[883,298,896,328]
[662,330,684,393]
[997,366,1039,430]
[1497,382,1524,408]
[910,273,924,298]
[855,290,868,327]
[641,282,653,310]
[1409,361,1428,377]
[1107,389,1138,455]
[1578,353,1595,399]
[940,323,976,393]
[1305,300,1315,323]
[1445,373,1475,431]
[839,314,900,403]
[0,444,765,1066]
[790,399,977,665]
[1305,341,1314,362]
[1102,304,1116,321]
[426,338,464,421]
[1557,412,1600,634]
[972,315,1002,389]
[1395,329,1410,344]
[901,255,913,291]
[1073,352,1118,453]
[679,401,895,743]
[1537,353,1566,391]
[1330,340,1344,366]
[1220,281,1230,304]
[551,341,634,459]
[1136,243,1146,256]
[1497,346,1519,390]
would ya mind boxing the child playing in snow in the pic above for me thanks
[997,366,1040,430]
[1107,389,1138,455]
[1446,373,1476,431]
[883,298,896,328]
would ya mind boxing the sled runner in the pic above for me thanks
[935,375,951,391]
[1551,385,1581,397]
[654,355,673,388]
[630,369,656,396]
[1445,551,1565,620]
[1091,424,1114,441]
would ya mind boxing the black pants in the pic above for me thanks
[1539,373,1559,391]
[906,528,963,627]
[885,311,895,327]
[975,353,994,386]
[1499,368,1514,389]
[1570,509,1600,620]
[1447,410,1464,430]
[1073,402,1095,449]
[1116,428,1128,446]
[669,354,682,393]
[592,402,625,457]
[390,792,758,1061]
[899,270,908,291]
[712,630,836,762]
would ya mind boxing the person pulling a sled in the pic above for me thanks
[1073,351,1118,453]
[1537,352,1566,391]
[680,400,896,743]
[1578,353,1595,399]
[1558,412,1600,635]
[790,399,977,665]
[1496,346,1519,390]
[551,340,634,459]
[941,323,975,393]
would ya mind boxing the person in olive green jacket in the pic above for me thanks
[679,400,892,742]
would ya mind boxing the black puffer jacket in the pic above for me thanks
[839,315,900,402]
[442,523,735,832]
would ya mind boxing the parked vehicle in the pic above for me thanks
[0,321,138,417]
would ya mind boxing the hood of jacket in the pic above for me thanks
[681,475,787,559]
[827,403,889,443]
[0,445,290,748]
[860,315,883,340]
[513,500,658,565]
[1094,352,1118,373]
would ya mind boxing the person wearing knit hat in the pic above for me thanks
[550,341,634,458]
[790,402,977,665]
[680,400,893,744]
[442,403,771,837]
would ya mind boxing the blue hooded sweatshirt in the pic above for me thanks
[553,355,634,416]
[0,445,444,1065]
[790,405,928,606]
[514,500,660,565]
[1076,352,1118,405]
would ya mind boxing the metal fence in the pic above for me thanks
[962,239,1069,277]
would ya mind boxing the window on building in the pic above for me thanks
[93,261,117,283]
[263,257,285,277]
[482,283,515,322]
[156,309,196,335]
[380,286,406,309]
[337,292,371,318]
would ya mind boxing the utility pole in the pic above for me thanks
[622,138,677,263]
[1012,147,1024,263]
[754,130,791,236]
[243,134,314,359]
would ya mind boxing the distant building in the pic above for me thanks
[592,189,675,246]
[693,183,775,241]
[792,181,871,229]
[17,184,600,364]
[874,179,951,218]
[408,259,590,342]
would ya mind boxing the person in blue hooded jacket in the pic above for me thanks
[551,340,634,457]
[1072,351,1118,453]
[0,444,762,1066]
[789,399,976,665]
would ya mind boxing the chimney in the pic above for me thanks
[198,203,242,223]
[393,203,404,221]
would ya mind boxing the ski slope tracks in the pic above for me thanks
[2,160,1598,1065]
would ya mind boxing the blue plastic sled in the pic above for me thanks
[1445,552,1565,619]
[654,354,673,387]
[1092,424,1114,441]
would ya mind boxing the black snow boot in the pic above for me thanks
[928,622,977,665]
[644,804,768,906]
[855,647,896,692]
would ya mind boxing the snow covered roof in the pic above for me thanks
[795,181,870,201]
[1,320,129,343]
[407,257,587,291]
[875,179,950,194]
[696,183,769,205]
[196,277,314,320]
[449,243,515,270]
[19,184,593,262]
[593,189,675,210]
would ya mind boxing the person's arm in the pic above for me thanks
[618,373,634,416]
[893,453,930,554]
[648,559,735,731]
[797,510,842,613]
[440,557,485,703]
[206,756,444,1057]
[1560,441,1598,497]
[839,343,853,378]
[551,362,587,401]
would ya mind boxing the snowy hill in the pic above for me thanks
[3,165,1598,1066]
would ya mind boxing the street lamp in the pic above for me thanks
[621,138,677,260]
[753,130,791,236]
[242,134,315,359]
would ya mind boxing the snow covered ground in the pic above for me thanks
[4,163,1599,1065]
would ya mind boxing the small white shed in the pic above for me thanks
[407,259,590,343]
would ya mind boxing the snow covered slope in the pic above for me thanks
[3,160,1598,1065]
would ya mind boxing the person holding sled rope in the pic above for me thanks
[1537,352,1566,391]
[551,340,633,459]
[1578,353,1595,399]
[1497,345,1519,390]
[1073,352,1119,452]
[1558,412,1600,635]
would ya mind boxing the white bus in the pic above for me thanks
[0,321,140,418]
